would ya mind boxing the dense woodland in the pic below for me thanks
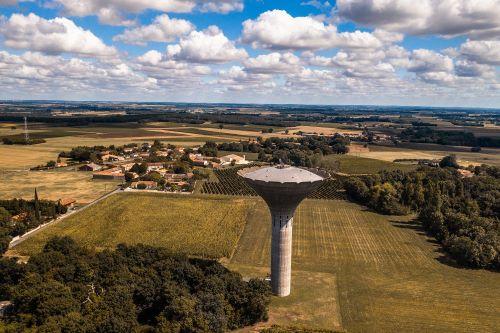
[399,126,500,148]
[0,194,67,255]
[0,237,271,332]
[344,162,499,269]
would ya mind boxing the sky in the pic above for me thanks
[0,0,499,107]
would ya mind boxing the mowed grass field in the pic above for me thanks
[0,170,120,203]
[11,193,500,332]
[229,199,500,332]
[13,193,254,259]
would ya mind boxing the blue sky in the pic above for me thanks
[0,0,498,107]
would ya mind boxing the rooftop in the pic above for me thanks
[241,165,324,183]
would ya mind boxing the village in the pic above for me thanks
[73,141,251,193]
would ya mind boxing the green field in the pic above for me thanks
[318,154,417,174]
[13,193,254,259]
[11,194,500,332]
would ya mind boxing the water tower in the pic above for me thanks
[239,165,326,296]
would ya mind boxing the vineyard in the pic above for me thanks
[200,166,346,200]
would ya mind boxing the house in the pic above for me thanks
[79,163,102,172]
[189,153,209,166]
[93,167,125,180]
[59,197,76,208]
[123,147,134,154]
[56,161,68,168]
[131,181,157,189]
[147,162,164,172]
[219,154,249,166]
[0,301,12,317]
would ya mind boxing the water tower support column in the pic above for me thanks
[271,209,294,296]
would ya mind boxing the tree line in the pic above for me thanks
[399,127,500,148]
[0,237,271,332]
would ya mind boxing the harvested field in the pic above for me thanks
[0,170,121,203]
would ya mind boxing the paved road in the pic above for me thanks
[9,188,122,249]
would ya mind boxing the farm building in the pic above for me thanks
[220,154,249,166]
[59,197,76,208]
[78,163,102,172]
[93,167,125,180]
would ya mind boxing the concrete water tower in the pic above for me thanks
[239,165,326,296]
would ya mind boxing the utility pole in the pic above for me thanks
[24,116,29,143]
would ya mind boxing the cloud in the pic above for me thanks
[51,0,243,25]
[0,0,18,6]
[0,50,155,95]
[459,40,500,65]
[0,13,117,56]
[408,49,455,84]
[336,0,500,40]
[166,26,248,63]
[216,66,276,92]
[455,60,493,78]
[243,52,301,74]
[113,15,194,45]
[198,0,243,14]
[241,10,382,50]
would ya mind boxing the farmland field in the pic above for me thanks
[0,170,120,203]
[11,193,500,332]
[318,154,417,174]
[12,193,254,259]
[229,199,500,332]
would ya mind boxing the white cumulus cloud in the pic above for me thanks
[336,0,500,40]
[51,0,243,25]
[113,14,194,45]
[166,26,248,63]
[0,13,117,56]
[241,10,382,50]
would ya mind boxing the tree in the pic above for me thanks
[0,207,11,228]
[130,163,148,175]
[34,188,41,222]
[439,154,459,169]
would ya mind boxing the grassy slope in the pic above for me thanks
[229,199,500,332]
[13,193,254,259]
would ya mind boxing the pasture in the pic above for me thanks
[10,194,500,332]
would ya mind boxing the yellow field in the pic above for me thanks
[0,170,120,203]
[357,145,500,167]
